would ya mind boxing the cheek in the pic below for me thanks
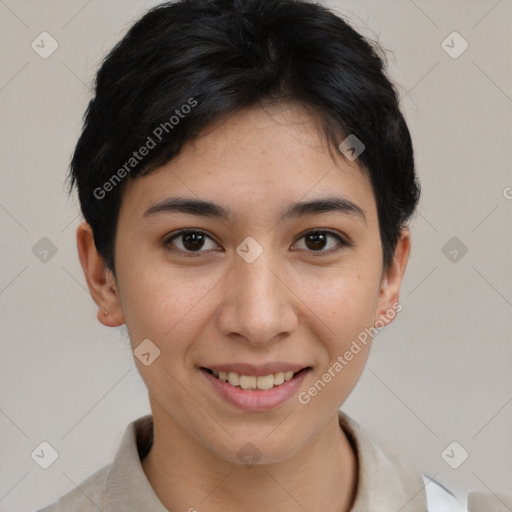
[296,275,378,406]
[299,267,380,341]
[117,267,218,397]
[117,261,221,352]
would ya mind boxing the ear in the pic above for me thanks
[375,227,411,327]
[76,221,125,327]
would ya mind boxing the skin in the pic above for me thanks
[77,103,410,512]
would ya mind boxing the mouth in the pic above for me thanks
[200,366,311,391]
[199,364,312,410]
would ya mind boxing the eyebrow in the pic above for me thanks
[143,196,366,224]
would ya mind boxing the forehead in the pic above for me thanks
[119,104,377,225]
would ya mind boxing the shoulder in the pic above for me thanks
[338,410,464,511]
[35,464,112,512]
[35,414,156,512]
[337,409,468,512]
[423,474,467,512]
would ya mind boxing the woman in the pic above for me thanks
[38,0,467,510]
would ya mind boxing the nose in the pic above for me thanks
[216,246,299,346]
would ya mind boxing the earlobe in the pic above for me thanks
[76,221,125,327]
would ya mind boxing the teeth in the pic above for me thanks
[239,375,256,389]
[273,372,285,385]
[212,369,298,389]
[256,374,274,390]
[227,372,240,386]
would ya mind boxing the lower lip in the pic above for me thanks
[200,368,310,411]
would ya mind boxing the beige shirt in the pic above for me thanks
[37,410,467,511]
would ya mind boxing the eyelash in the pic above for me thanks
[163,229,350,257]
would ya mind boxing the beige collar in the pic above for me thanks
[103,410,428,511]
[337,410,427,511]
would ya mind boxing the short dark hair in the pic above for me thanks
[68,0,420,275]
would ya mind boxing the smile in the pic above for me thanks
[200,364,311,410]
[203,368,301,390]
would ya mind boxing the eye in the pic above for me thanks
[164,228,350,257]
[164,229,220,256]
[293,230,349,254]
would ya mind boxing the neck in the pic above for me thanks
[142,401,358,512]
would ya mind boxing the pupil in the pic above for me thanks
[184,233,204,251]
[307,233,326,251]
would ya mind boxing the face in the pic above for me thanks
[82,103,409,465]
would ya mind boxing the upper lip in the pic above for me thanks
[201,363,310,376]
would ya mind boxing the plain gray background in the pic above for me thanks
[1,1,511,510]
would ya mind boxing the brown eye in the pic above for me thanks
[294,230,349,254]
[165,230,219,255]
